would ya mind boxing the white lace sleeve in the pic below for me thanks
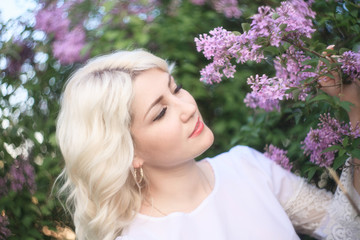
[282,178,333,237]
[283,160,360,239]
[313,162,360,240]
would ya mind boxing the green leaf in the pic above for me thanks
[241,23,251,32]
[321,73,335,79]
[339,148,346,156]
[350,149,360,159]
[332,154,348,170]
[342,136,349,147]
[279,23,287,31]
[272,13,280,20]
[263,46,279,55]
[322,48,336,55]
[308,94,331,103]
[301,68,316,73]
[339,48,350,54]
[320,57,331,67]
[339,101,353,112]
[322,145,342,153]
[282,42,291,50]
[307,167,317,181]
[302,58,319,67]
[353,138,360,148]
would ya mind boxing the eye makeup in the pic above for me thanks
[153,107,167,121]
[174,84,182,94]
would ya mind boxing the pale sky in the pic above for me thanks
[0,0,37,22]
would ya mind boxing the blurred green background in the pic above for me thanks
[0,0,359,239]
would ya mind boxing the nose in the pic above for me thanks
[178,98,197,123]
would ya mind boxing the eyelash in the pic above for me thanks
[153,84,182,121]
[174,84,182,94]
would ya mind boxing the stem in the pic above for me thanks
[327,167,360,217]
[284,39,323,58]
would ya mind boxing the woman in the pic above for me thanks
[56,49,360,240]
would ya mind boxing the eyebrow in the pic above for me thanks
[144,74,172,120]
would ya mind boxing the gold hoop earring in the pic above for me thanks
[133,167,144,185]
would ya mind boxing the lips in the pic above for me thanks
[189,117,204,138]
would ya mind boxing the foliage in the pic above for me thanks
[0,0,359,239]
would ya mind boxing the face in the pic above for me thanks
[130,68,214,168]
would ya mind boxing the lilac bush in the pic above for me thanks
[6,40,34,76]
[195,0,360,170]
[190,0,242,18]
[0,214,11,240]
[243,74,289,111]
[8,158,37,194]
[35,2,87,64]
[264,144,293,170]
[303,114,359,167]
[339,51,360,80]
[195,0,359,111]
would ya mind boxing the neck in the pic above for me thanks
[141,160,212,215]
[144,160,204,199]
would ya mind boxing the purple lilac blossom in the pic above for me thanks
[35,3,86,64]
[274,46,317,101]
[195,0,316,104]
[52,26,87,65]
[6,40,34,76]
[339,51,360,80]
[190,0,206,5]
[124,0,159,22]
[195,27,238,83]
[35,5,70,39]
[244,74,289,111]
[8,159,36,194]
[214,0,242,18]
[0,177,7,197]
[264,144,293,170]
[0,215,11,240]
[302,114,360,167]
[190,0,241,18]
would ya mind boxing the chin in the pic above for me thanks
[198,128,215,156]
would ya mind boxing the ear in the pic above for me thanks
[132,156,144,169]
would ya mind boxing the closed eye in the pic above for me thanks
[174,84,182,94]
[153,107,167,121]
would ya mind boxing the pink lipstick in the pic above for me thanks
[189,117,204,138]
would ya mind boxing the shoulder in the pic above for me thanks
[207,145,269,167]
[115,236,130,240]
[207,145,288,180]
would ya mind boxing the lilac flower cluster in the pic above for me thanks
[35,2,86,65]
[244,74,289,111]
[8,159,37,194]
[195,0,315,84]
[190,0,207,5]
[274,46,317,101]
[214,0,242,18]
[0,214,11,240]
[111,0,160,22]
[195,0,317,109]
[338,51,360,80]
[246,0,315,50]
[0,158,36,197]
[264,144,293,171]
[302,114,360,167]
[6,40,34,76]
[190,0,242,18]
[195,27,238,84]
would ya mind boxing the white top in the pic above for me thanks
[116,146,360,240]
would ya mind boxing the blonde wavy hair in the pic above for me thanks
[56,49,169,240]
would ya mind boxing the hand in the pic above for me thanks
[318,47,360,127]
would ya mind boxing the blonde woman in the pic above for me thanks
[56,49,360,240]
